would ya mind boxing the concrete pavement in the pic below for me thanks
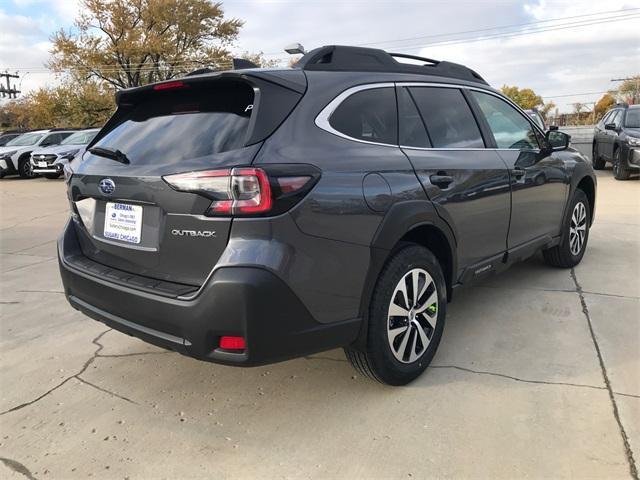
[0,169,638,479]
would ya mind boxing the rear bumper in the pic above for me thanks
[58,220,360,366]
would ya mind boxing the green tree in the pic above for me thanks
[49,0,243,89]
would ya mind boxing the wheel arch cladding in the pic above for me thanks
[576,175,596,224]
[351,202,456,350]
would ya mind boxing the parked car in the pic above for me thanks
[592,103,640,180]
[0,129,76,178]
[31,129,100,179]
[58,45,596,385]
[0,130,25,147]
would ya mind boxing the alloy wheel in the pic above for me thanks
[569,201,587,256]
[387,268,438,364]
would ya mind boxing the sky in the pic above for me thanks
[1,0,639,112]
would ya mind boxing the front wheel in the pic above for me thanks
[18,157,37,179]
[543,189,590,268]
[345,245,446,385]
[613,148,631,181]
[592,142,605,170]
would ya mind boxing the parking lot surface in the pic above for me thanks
[1,170,638,479]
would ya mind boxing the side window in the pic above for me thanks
[409,87,484,148]
[329,87,397,145]
[41,134,60,146]
[611,110,623,128]
[398,87,430,148]
[471,91,540,149]
[601,110,614,126]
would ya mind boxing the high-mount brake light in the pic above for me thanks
[153,81,187,91]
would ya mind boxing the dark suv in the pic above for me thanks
[58,46,596,385]
[593,103,640,180]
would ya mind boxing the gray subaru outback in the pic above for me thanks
[58,45,596,385]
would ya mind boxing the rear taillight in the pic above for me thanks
[163,166,318,217]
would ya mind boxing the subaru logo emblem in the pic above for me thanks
[99,178,116,195]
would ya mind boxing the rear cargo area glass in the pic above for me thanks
[92,82,255,165]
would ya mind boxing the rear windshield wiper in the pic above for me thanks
[89,146,130,164]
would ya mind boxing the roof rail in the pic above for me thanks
[296,45,487,84]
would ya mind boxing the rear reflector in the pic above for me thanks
[219,336,246,350]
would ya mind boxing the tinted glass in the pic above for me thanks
[330,88,398,145]
[472,91,539,149]
[625,109,640,128]
[62,130,98,145]
[398,87,430,148]
[409,87,484,148]
[611,110,623,127]
[601,110,615,125]
[92,82,254,165]
[6,133,44,146]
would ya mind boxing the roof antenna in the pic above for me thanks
[284,43,306,55]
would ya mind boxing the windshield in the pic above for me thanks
[6,133,45,146]
[61,131,98,145]
[91,82,254,166]
[625,109,640,128]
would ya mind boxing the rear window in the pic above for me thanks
[329,88,398,145]
[92,82,254,165]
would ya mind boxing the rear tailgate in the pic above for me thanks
[69,72,304,287]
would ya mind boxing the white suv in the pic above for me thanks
[31,129,99,179]
[0,130,75,178]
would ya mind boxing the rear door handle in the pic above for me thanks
[430,174,454,188]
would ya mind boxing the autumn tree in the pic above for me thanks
[0,82,114,130]
[594,93,616,120]
[49,0,243,89]
[500,84,555,117]
[613,75,640,104]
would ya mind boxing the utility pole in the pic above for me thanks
[0,72,21,99]
[611,77,640,104]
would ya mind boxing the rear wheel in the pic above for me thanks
[543,189,590,268]
[613,148,631,181]
[592,142,605,170]
[345,245,446,385]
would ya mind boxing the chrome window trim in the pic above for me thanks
[315,80,546,150]
[314,82,397,148]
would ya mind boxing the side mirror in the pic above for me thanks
[546,130,570,151]
[604,123,617,131]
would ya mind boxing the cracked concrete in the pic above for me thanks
[0,173,638,478]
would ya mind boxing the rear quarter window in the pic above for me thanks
[92,82,255,165]
[329,87,398,145]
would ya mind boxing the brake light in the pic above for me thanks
[163,165,319,217]
[163,168,273,215]
[153,81,187,91]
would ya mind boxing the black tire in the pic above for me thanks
[543,189,590,268]
[44,173,61,179]
[18,155,37,179]
[345,244,447,386]
[592,142,605,170]
[613,148,631,181]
